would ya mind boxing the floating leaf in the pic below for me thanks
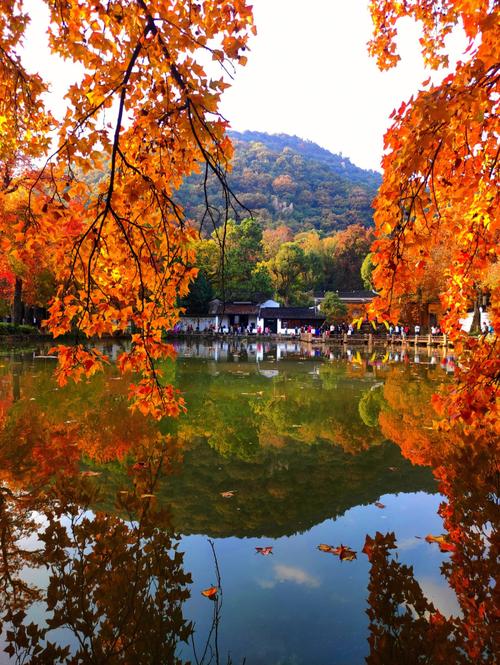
[220,490,236,498]
[317,543,357,561]
[201,586,218,600]
[425,534,456,553]
[80,470,101,477]
[374,501,386,509]
[255,546,273,556]
[338,545,357,561]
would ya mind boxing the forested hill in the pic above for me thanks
[180,131,382,234]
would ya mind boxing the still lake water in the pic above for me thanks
[0,340,492,664]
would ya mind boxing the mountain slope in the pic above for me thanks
[180,131,381,234]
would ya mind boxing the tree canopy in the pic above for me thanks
[0,0,255,417]
[191,218,372,305]
[320,291,348,324]
[368,0,499,516]
[0,0,497,427]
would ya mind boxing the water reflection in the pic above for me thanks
[0,471,192,663]
[364,364,498,664]
[0,343,495,663]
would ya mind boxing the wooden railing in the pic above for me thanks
[300,332,451,347]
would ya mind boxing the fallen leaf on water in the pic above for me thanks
[220,491,235,498]
[374,502,386,509]
[201,586,218,600]
[338,546,357,561]
[388,466,399,472]
[317,544,357,561]
[80,471,101,477]
[255,546,273,556]
[140,494,155,499]
[425,534,456,553]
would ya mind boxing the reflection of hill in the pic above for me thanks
[169,359,387,458]
[95,438,436,539]
[0,350,438,539]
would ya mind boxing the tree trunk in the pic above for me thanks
[12,371,20,402]
[12,277,23,325]
[470,291,481,334]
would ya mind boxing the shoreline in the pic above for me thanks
[0,330,453,349]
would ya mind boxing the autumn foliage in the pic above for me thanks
[365,8,499,658]
[0,0,254,417]
[368,362,497,663]
[368,2,499,446]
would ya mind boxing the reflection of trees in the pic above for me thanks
[378,366,443,465]
[175,362,385,459]
[0,357,439,541]
[0,359,168,485]
[0,460,193,662]
[0,354,412,475]
[0,488,45,618]
[251,371,385,454]
[358,385,384,428]
[364,532,466,664]
[153,438,435,538]
[365,366,498,663]
[0,359,193,662]
[0,408,82,486]
[5,354,489,660]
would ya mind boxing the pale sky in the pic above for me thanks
[22,0,466,172]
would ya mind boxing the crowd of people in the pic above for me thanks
[170,321,448,338]
[171,319,494,338]
[387,323,442,338]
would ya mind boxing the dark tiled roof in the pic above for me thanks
[210,301,259,315]
[224,304,259,314]
[337,290,377,301]
[260,307,325,320]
